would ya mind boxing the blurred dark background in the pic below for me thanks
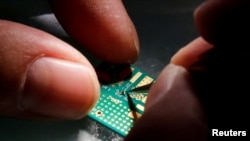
[123,0,203,77]
[0,0,202,140]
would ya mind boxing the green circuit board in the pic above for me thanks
[88,64,155,137]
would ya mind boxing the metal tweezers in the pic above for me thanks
[125,82,154,121]
[128,82,154,93]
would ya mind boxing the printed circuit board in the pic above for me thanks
[88,63,155,137]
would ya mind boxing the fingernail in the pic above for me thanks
[134,35,140,56]
[146,64,191,109]
[21,57,100,119]
[127,34,140,64]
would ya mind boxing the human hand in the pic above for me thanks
[0,0,138,119]
[2,0,248,140]
[126,0,249,140]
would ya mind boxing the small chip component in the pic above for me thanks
[88,62,155,137]
[95,62,132,83]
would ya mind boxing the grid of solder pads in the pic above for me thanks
[88,64,155,137]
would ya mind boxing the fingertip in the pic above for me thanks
[171,37,213,68]
[194,0,250,45]
[21,57,100,119]
[145,64,191,109]
[50,0,139,64]
[193,0,221,44]
[126,64,207,141]
[0,20,100,119]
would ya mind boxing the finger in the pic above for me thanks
[126,64,207,141]
[49,0,139,64]
[172,0,250,71]
[172,0,250,131]
[0,20,100,120]
[171,37,213,69]
[194,0,250,46]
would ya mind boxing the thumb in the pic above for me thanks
[126,64,207,141]
[0,20,99,120]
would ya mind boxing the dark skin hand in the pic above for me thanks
[127,0,250,140]
[0,0,249,140]
[0,0,138,119]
